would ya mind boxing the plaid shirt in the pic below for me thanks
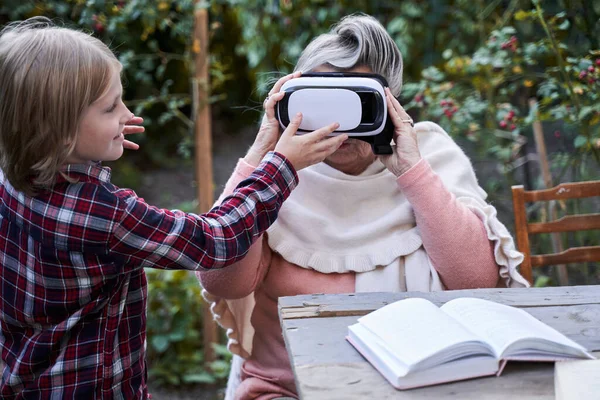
[0,152,297,399]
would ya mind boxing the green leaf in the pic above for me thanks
[534,275,551,287]
[558,20,570,30]
[579,106,594,120]
[421,67,445,82]
[514,10,530,21]
[151,335,170,353]
[574,135,588,148]
[182,373,216,384]
[387,17,406,34]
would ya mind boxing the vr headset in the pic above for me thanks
[275,72,393,155]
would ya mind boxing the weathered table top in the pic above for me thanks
[278,285,600,399]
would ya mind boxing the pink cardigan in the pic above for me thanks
[198,158,498,399]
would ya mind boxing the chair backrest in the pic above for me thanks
[511,181,600,284]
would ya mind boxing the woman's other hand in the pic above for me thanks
[274,113,348,171]
[244,71,302,166]
[379,88,422,176]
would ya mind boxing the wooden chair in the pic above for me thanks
[511,181,600,284]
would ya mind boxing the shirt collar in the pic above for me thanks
[59,163,112,183]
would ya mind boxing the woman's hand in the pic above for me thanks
[244,71,302,166]
[274,113,348,171]
[123,116,145,150]
[379,88,422,177]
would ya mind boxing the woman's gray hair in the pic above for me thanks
[294,14,403,96]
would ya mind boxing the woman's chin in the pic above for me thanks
[326,149,364,167]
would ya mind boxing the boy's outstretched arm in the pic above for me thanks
[109,151,296,271]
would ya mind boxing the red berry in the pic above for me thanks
[510,124,516,130]
[499,120,507,128]
[440,100,447,107]
[579,71,587,79]
[94,23,104,32]
[507,110,515,119]
[596,59,600,66]
[510,36,518,43]
[588,66,595,72]
[444,110,453,118]
[589,78,596,84]
[415,94,423,102]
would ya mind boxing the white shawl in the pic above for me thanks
[203,121,528,362]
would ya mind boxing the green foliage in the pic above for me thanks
[145,269,231,386]
[403,11,600,169]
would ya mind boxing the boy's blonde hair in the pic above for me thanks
[0,17,121,194]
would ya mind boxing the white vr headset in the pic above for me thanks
[276,72,393,154]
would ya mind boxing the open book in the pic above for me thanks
[346,297,595,390]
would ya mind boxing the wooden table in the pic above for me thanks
[278,285,600,399]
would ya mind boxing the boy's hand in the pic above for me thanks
[274,113,348,171]
[123,116,145,150]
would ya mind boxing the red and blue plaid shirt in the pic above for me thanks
[0,152,297,399]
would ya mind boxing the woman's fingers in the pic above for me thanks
[264,91,286,120]
[268,71,302,97]
[385,90,400,121]
[385,88,403,115]
[385,88,411,120]
[385,88,414,136]
[263,71,302,117]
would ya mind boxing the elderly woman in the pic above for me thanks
[198,14,528,400]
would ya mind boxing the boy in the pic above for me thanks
[0,17,346,398]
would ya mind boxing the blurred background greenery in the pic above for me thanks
[1,0,599,393]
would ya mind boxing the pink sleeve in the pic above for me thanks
[397,159,498,289]
[215,158,260,204]
[196,158,271,299]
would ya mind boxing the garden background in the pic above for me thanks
[1,0,598,398]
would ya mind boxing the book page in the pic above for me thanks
[441,297,589,358]
[358,297,490,368]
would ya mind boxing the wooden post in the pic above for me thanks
[193,2,217,364]
[529,99,569,286]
